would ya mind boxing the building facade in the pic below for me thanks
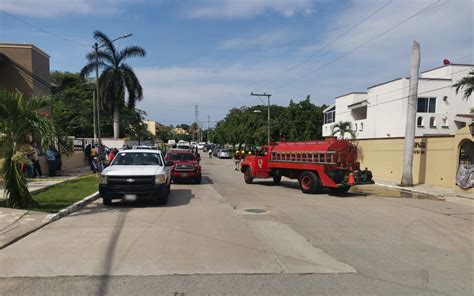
[0,43,51,97]
[323,64,473,139]
[322,63,473,191]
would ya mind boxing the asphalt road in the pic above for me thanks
[0,156,473,295]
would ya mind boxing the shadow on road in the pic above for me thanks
[97,209,128,295]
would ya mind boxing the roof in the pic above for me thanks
[323,104,335,113]
[347,100,369,110]
[120,149,162,153]
[0,43,50,58]
[420,63,474,74]
[367,77,403,90]
[335,91,367,99]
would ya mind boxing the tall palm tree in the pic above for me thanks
[332,121,356,139]
[80,31,146,139]
[453,70,474,99]
[0,90,56,208]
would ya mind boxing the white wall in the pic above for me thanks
[323,64,473,139]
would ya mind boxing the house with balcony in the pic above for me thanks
[323,64,473,139]
[322,63,473,191]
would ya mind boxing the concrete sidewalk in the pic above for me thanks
[374,178,474,202]
[0,166,92,249]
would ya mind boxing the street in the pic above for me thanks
[0,157,473,296]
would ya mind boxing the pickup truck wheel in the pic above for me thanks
[166,183,171,196]
[194,176,202,184]
[102,197,111,206]
[299,171,321,194]
[273,176,282,185]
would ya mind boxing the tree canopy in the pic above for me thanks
[212,98,327,146]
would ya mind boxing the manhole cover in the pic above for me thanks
[245,209,267,214]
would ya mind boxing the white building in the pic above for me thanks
[323,64,473,139]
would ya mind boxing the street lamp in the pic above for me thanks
[93,33,132,170]
[251,92,272,145]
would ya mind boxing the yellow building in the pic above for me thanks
[144,120,169,136]
[172,127,189,135]
[355,125,473,192]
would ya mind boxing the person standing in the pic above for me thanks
[31,143,43,177]
[45,146,56,177]
[234,151,241,171]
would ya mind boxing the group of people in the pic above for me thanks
[84,143,119,173]
[21,143,62,178]
[233,150,253,171]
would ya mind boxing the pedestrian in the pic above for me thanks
[31,143,44,177]
[208,148,213,158]
[45,146,56,177]
[108,148,116,163]
[53,146,62,173]
[25,146,35,178]
[234,151,241,171]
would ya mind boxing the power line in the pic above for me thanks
[272,0,447,91]
[251,0,393,89]
[0,9,90,47]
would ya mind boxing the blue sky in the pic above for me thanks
[0,0,472,126]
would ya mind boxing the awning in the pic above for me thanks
[455,114,474,124]
[347,100,368,110]
[323,104,335,113]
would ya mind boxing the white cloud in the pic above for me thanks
[188,0,316,19]
[0,0,128,17]
[218,29,294,50]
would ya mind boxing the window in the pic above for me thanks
[360,122,364,131]
[417,116,424,127]
[355,123,358,131]
[429,117,436,127]
[258,148,268,157]
[417,97,436,113]
[324,107,335,124]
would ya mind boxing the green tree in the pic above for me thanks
[80,31,146,139]
[453,70,474,99]
[332,121,356,139]
[0,91,56,208]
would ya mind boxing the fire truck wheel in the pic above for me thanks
[299,171,321,194]
[244,167,254,184]
[273,176,281,185]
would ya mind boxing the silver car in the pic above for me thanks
[217,149,230,159]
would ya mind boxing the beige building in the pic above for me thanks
[0,43,51,97]
[172,127,189,135]
[144,120,170,136]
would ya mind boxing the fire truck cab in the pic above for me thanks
[240,138,373,194]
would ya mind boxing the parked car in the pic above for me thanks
[217,149,230,159]
[197,142,205,150]
[212,148,220,157]
[99,149,172,206]
[165,150,202,184]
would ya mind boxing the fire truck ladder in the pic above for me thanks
[270,151,336,164]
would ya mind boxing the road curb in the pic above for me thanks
[374,182,474,200]
[44,191,100,223]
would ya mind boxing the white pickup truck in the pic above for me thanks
[99,149,172,205]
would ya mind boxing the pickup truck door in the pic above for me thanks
[255,147,270,177]
[161,152,171,184]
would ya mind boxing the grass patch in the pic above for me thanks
[0,175,99,213]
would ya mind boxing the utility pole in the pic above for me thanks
[194,105,199,142]
[94,42,103,170]
[401,41,421,187]
[92,91,97,144]
[251,92,272,145]
[207,115,210,144]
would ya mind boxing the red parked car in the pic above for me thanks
[165,150,202,184]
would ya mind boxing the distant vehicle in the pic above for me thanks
[99,149,173,206]
[197,142,205,150]
[132,145,156,150]
[167,140,176,148]
[240,139,373,194]
[217,149,230,159]
[212,148,220,157]
[176,144,191,150]
[165,150,201,184]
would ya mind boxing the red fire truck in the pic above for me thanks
[240,138,373,194]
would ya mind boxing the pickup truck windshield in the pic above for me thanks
[169,153,195,161]
[113,152,163,166]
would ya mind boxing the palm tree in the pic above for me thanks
[453,70,474,99]
[80,31,146,139]
[0,90,56,208]
[332,121,356,139]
